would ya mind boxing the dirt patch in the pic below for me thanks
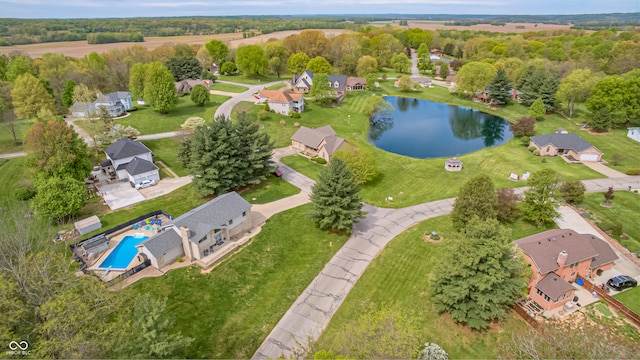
[0,29,350,58]
[424,234,443,243]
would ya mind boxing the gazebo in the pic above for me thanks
[445,158,463,172]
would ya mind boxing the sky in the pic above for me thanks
[0,0,638,19]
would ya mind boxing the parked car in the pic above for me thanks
[135,179,156,189]
[606,275,638,291]
[274,168,283,177]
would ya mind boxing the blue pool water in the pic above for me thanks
[99,235,149,270]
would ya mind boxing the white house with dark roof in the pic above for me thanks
[258,89,304,115]
[137,192,252,269]
[100,138,159,184]
[70,91,133,118]
[529,133,603,162]
[291,125,347,163]
[291,70,348,98]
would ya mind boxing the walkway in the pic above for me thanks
[64,116,93,145]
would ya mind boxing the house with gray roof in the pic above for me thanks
[514,229,618,311]
[70,91,132,118]
[100,138,159,185]
[137,192,252,269]
[291,70,348,99]
[291,125,347,163]
[529,133,602,162]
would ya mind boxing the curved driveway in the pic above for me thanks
[214,80,284,119]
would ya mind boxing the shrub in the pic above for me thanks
[625,168,640,175]
[611,153,625,166]
[611,223,623,237]
[15,187,36,201]
[528,146,537,153]
[533,150,540,156]
[520,136,530,147]
[290,111,301,119]
[263,102,270,111]
[257,109,269,121]
[496,188,522,221]
[313,157,327,164]
[177,256,184,263]
[510,116,536,136]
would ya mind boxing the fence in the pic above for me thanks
[576,274,640,327]
[107,259,151,285]
[512,304,540,329]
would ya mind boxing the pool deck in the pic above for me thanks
[87,214,171,282]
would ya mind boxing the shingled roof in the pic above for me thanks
[116,157,158,175]
[259,89,302,103]
[291,125,337,149]
[104,138,152,160]
[530,133,598,153]
[139,227,182,257]
[536,272,575,301]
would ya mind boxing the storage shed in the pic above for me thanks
[75,215,103,235]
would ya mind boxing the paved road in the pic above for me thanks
[410,48,420,78]
[0,151,25,159]
[214,80,284,119]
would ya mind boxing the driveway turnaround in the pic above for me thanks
[98,182,145,210]
[214,80,284,119]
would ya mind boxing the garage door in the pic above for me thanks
[580,153,599,162]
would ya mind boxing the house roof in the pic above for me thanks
[259,89,302,103]
[536,272,574,300]
[116,156,158,176]
[100,159,112,167]
[346,77,366,87]
[328,75,347,91]
[170,191,251,242]
[139,227,182,257]
[514,229,605,274]
[291,125,337,149]
[322,135,346,156]
[104,138,152,160]
[96,91,131,103]
[530,133,600,153]
[175,79,212,91]
[589,236,619,268]
[70,101,93,113]
[446,158,462,165]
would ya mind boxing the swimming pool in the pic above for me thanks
[98,234,149,270]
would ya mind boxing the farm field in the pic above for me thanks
[370,20,577,33]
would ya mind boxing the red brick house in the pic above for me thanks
[529,133,603,162]
[514,229,618,311]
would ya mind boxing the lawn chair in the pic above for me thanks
[149,218,156,225]
[156,218,162,226]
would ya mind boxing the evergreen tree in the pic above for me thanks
[309,73,337,106]
[588,107,612,132]
[520,68,558,111]
[488,68,512,106]
[309,158,364,233]
[451,174,498,230]
[61,80,76,108]
[433,217,528,330]
[521,169,560,227]
[528,98,546,121]
[166,56,202,82]
[235,111,275,186]
[559,180,586,204]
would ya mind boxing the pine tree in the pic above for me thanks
[488,68,512,106]
[451,174,498,230]
[309,158,364,233]
[433,217,528,330]
[235,111,275,186]
[528,98,546,121]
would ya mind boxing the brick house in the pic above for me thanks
[291,125,346,163]
[514,229,618,311]
[529,133,603,162]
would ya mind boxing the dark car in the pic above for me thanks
[606,275,638,291]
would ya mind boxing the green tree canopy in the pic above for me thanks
[287,52,311,75]
[521,169,560,227]
[586,73,640,126]
[433,217,528,330]
[129,62,147,100]
[391,52,411,73]
[10,73,56,119]
[205,39,229,68]
[190,84,210,106]
[519,68,559,111]
[220,61,237,75]
[356,55,378,77]
[528,97,546,121]
[450,174,498,230]
[588,107,612,132]
[5,54,35,82]
[61,79,76,108]
[166,56,202,81]
[556,68,601,118]
[559,180,586,204]
[488,68,512,106]
[309,158,364,234]
[236,45,268,76]
[454,62,497,95]
[32,175,86,221]
[306,56,331,74]
[332,146,378,185]
[143,62,177,113]
[309,73,337,106]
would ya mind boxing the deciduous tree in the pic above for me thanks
[397,75,415,92]
[287,52,310,75]
[333,146,378,185]
[556,68,601,118]
[309,73,337,106]
[61,79,76,108]
[433,217,528,330]
[356,55,378,77]
[451,174,498,229]
[32,175,86,222]
[205,39,229,69]
[454,62,496,95]
[391,52,411,73]
[235,45,268,76]
[309,158,364,234]
[143,62,177,113]
[220,61,237,75]
[510,116,536,136]
[306,56,331,74]
[496,187,522,221]
[521,169,560,227]
[559,180,586,204]
[190,84,210,106]
[129,63,147,100]
[10,74,56,119]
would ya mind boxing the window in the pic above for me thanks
[569,262,579,268]
[536,289,543,296]
[228,219,233,225]
[546,146,550,152]
[242,211,246,217]
[544,295,551,302]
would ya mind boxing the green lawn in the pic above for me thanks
[236,90,602,207]
[265,83,286,90]
[0,119,35,154]
[216,74,283,85]
[580,191,640,254]
[211,82,248,93]
[0,157,32,200]
[126,204,349,359]
[143,136,190,177]
[280,154,324,181]
[316,215,548,359]
[76,95,230,135]
[613,287,640,315]
[238,175,301,204]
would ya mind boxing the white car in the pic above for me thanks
[135,179,156,189]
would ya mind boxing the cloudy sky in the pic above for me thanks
[0,0,638,18]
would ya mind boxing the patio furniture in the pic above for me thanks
[132,224,138,230]
[156,219,162,225]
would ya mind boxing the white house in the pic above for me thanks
[137,192,252,269]
[627,127,640,143]
[259,89,304,115]
[100,138,159,184]
[71,91,133,118]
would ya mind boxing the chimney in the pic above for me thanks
[180,226,193,260]
[557,250,568,268]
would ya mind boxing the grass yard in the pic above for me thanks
[280,154,324,181]
[216,74,283,85]
[75,95,230,135]
[238,91,601,207]
[579,191,640,254]
[315,215,547,358]
[0,157,32,200]
[142,136,190,177]
[238,175,301,204]
[613,287,640,315]
[126,204,349,359]
[265,82,286,90]
[211,82,248,93]
[0,119,35,154]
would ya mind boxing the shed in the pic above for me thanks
[445,158,463,171]
[75,215,103,235]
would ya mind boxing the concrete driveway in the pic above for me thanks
[138,176,192,200]
[98,182,145,210]
[582,161,628,178]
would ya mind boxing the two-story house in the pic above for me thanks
[514,229,618,311]
[291,125,347,163]
[137,191,252,269]
[100,138,159,185]
[291,70,349,99]
[259,89,304,115]
[94,92,133,117]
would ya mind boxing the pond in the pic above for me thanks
[369,96,514,159]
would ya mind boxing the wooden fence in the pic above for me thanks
[576,274,640,327]
[512,304,540,329]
